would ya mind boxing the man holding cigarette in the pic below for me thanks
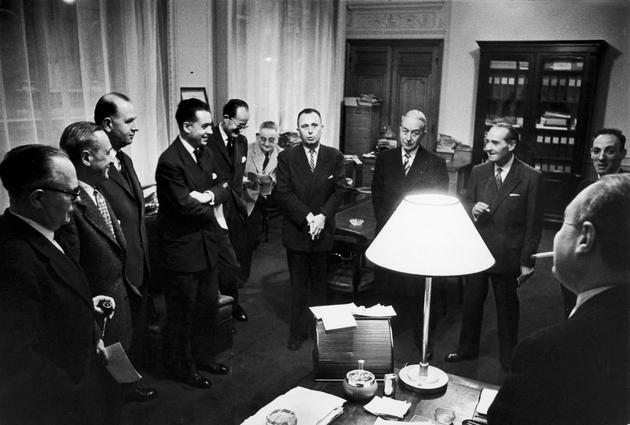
[275,108,345,351]
[488,174,629,425]
[446,121,543,370]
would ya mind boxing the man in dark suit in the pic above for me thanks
[561,128,627,317]
[206,98,250,322]
[275,108,346,351]
[371,110,449,351]
[156,98,230,388]
[95,92,157,402]
[488,174,630,425]
[57,122,140,355]
[446,122,543,370]
[0,144,119,425]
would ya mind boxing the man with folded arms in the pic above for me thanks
[0,145,118,425]
[488,174,630,425]
[156,98,230,388]
[275,108,345,351]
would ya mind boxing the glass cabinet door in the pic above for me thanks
[484,59,530,129]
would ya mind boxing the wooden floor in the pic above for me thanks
[122,218,564,425]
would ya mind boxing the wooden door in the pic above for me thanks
[345,40,443,151]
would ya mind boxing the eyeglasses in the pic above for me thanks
[39,186,81,201]
[230,118,248,130]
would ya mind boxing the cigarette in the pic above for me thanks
[531,251,553,259]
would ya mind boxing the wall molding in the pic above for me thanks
[346,1,447,39]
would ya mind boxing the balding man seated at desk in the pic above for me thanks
[488,174,630,425]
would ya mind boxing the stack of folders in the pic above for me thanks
[471,388,498,424]
[240,386,346,425]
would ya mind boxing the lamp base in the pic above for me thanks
[398,364,449,393]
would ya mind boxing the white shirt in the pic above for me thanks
[179,135,198,163]
[494,154,515,182]
[303,143,320,167]
[219,124,230,147]
[401,146,419,168]
[569,285,616,318]
[10,210,65,253]
[78,180,97,205]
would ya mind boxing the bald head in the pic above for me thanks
[94,92,138,150]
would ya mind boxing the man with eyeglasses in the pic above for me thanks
[446,121,543,371]
[559,128,627,318]
[207,98,251,322]
[371,109,449,356]
[488,174,630,425]
[0,144,119,425]
[57,122,140,387]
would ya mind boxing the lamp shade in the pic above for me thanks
[366,193,494,276]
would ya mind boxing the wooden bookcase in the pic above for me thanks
[472,40,607,225]
[343,103,381,155]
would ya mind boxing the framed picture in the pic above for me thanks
[180,87,208,104]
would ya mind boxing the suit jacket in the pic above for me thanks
[275,143,346,252]
[488,285,629,425]
[466,158,543,272]
[371,146,449,232]
[207,125,249,228]
[0,211,99,425]
[155,138,229,273]
[57,185,138,350]
[98,151,149,290]
[243,142,282,215]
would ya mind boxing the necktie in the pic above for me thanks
[308,149,316,172]
[495,167,503,191]
[227,137,235,159]
[114,151,122,171]
[262,152,270,172]
[94,189,115,236]
[194,147,203,168]
[403,153,411,176]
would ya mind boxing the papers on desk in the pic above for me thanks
[375,417,433,425]
[309,303,397,331]
[240,386,345,425]
[472,388,499,424]
[364,396,411,419]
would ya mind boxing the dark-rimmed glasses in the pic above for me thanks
[39,186,81,201]
[230,117,249,130]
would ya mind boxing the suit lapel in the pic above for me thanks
[77,187,119,247]
[108,165,135,198]
[487,160,522,215]
[173,139,209,192]
[405,147,428,184]
[213,125,233,168]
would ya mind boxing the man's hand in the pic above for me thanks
[95,338,109,365]
[92,295,115,319]
[309,214,326,240]
[517,265,535,288]
[190,190,214,204]
[472,202,491,220]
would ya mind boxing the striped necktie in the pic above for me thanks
[495,167,503,191]
[403,153,411,176]
[309,149,316,172]
[94,189,115,236]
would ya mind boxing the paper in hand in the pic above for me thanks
[104,342,142,383]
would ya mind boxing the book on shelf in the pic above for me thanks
[490,60,517,70]
[544,61,584,71]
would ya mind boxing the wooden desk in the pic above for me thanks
[310,373,498,425]
[333,196,376,302]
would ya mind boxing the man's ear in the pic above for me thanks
[102,117,113,132]
[182,121,192,135]
[507,141,517,152]
[80,149,91,167]
[575,221,596,255]
[29,189,45,209]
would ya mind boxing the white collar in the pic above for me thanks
[569,285,616,318]
[495,154,515,176]
[402,146,419,160]
[78,180,98,205]
[219,123,230,145]
[10,210,63,252]
[303,143,320,154]
[178,135,197,155]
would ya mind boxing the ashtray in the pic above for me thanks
[349,218,364,226]
[266,408,297,425]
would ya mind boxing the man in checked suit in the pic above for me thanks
[0,145,118,425]
[275,108,346,351]
[446,122,543,370]
[371,109,449,353]
[206,98,250,322]
[488,175,630,425]
[95,92,158,402]
[57,122,140,358]
[155,98,230,388]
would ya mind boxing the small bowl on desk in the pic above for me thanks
[349,218,364,226]
[266,408,297,425]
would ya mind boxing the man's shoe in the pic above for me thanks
[184,372,211,389]
[197,361,230,375]
[125,386,159,403]
[232,303,248,322]
[444,353,476,363]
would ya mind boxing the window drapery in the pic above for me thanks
[225,0,346,147]
[0,0,168,209]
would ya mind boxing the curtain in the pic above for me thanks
[226,0,346,147]
[0,0,168,209]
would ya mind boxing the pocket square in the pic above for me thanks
[509,193,521,197]
[241,156,247,164]
[212,173,218,179]
[328,175,333,179]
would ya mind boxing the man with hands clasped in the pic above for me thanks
[275,108,345,351]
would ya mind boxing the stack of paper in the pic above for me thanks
[309,303,398,331]
[472,388,498,424]
[363,396,411,419]
[240,386,346,425]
